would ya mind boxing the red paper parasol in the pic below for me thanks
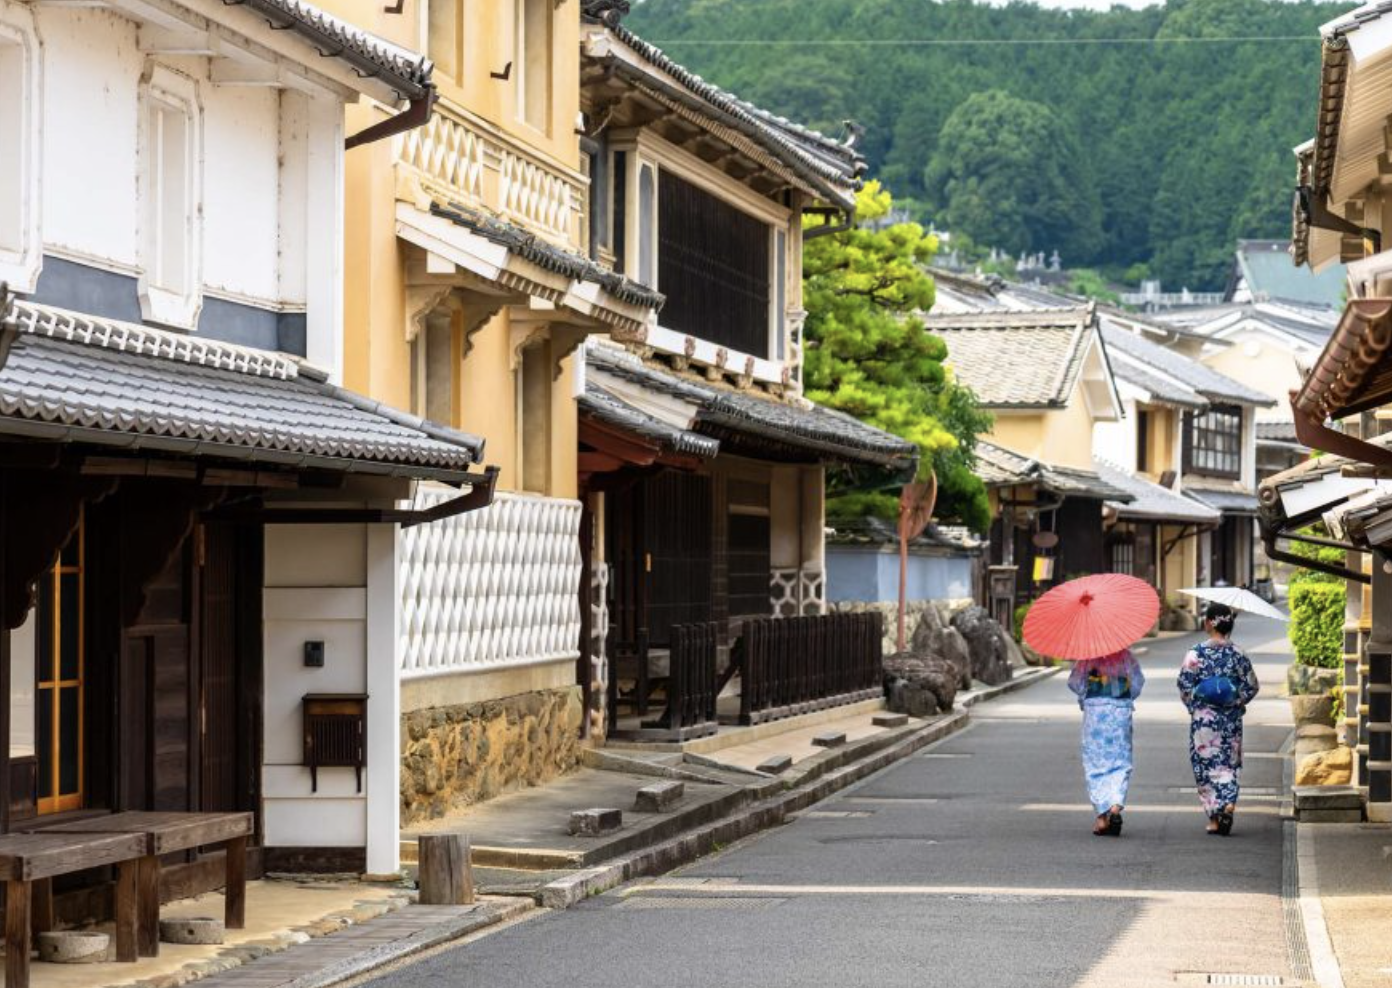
[1022,573,1159,660]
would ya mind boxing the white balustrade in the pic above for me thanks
[399,488,583,678]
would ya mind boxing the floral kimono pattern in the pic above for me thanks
[1177,641,1260,817]
[1069,652,1145,815]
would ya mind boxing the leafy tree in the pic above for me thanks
[1066,269,1120,304]
[924,90,1104,265]
[627,0,1346,289]
[802,182,993,532]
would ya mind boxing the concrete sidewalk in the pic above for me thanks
[1301,822,1392,988]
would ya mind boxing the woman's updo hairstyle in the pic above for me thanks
[1204,602,1236,636]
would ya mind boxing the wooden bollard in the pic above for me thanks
[417,834,475,906]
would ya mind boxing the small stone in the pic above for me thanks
[569,807,622,836]
[1296,746,1353,787]
[757,755,794,774]
[811,731,846,748]
[872,713,909,728]
[635,781,685,813]
[160,917,225,946]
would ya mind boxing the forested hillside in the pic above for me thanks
[626,0,1347,289]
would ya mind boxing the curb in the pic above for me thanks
[538,710,970,909]
[276,899,534,988]
[959,665,1061,709]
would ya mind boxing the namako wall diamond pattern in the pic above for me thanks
[399,487,583,678]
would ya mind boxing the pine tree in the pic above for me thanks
[803,182,993,531]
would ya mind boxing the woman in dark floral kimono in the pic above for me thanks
[1177,602,1260,835]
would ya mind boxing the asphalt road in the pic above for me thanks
[366,615,1300,988]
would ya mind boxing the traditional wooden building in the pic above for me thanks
[0,0,474,908]
[920,301,1126,598]
[1272,0,1392,824]
[1096,318,1274,589]
[573,3,917,738]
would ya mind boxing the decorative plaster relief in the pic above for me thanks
[399,488,583,678]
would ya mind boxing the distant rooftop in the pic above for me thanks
[1226,240,1346,309]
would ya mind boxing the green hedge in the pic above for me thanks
[1289,583,1344,668]
[1013,602,1031,644]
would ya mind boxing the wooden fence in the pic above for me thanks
[738,612,883,725]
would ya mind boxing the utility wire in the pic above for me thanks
[647,36,1312,46]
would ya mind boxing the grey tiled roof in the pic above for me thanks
[0,296,483,480]
[1099,322,1275,407]
[1109,358,1208,410]
[581,4,862,206]
[826,516,983,551]
[430,201,664,310]
[229,0,433,100]
[1093,460,1220,524]
[925,308,1094,408]
[578,384,719,458]
[585,344,917,468]
[976,442,1133,501]
[1184,485,1261,515]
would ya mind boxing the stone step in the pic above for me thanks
[568,808,623,836]
[756,755,794,775]
[811,731,847,749]
[872,713,909,729]
[635,781,685,813]
[1293,785,1364,811]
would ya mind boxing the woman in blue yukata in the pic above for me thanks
[1068,648,1145,836]
[1177,602,1260,836]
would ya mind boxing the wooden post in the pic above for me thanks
[114,860,138,962]
[224,836,247,929]
[28,880,51,938]
[6,878,29,988]
[417,834,474,905]
[136,855,160,957]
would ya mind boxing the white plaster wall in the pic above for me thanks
[1093,394,1138,471]
[38,6,141,270]
[202,83,280,301]
[262,524,369,851]
[30,2,323,314]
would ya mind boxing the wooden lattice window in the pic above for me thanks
[1184,404,1242,478]
[657,170,771,358]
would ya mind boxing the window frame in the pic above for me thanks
[1183,403,1243,479]
[0,4,42,293]
[137,63,203,330]
[610,135,791,373]
[426,0,463,85]
[515,0,551,134]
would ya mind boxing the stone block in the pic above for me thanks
[757,755,794,775]
[1289,694,1335,729]
[1293,784,1363,812]
[1295,746,1353,787]
[1288,664,1342,697]
[568,807,622,836]
[1294,724,1338,760]
[812,731,846,748]
[872,713,909,728]
[159,917,225,945]
[37,931,109,964]
[635,781,685,813]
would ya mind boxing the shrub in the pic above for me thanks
[1287,526,1345,585]
[1013,602,1031,643]
[1289,582,1344,668]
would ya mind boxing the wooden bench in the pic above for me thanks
[34,811,253,958]
[0,831,148,988]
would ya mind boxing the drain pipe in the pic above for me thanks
[346,86,437,151]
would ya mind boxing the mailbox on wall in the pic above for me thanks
[302,693,368,793]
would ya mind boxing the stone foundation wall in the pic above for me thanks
[829,599,973,655]
[400,686,584,825]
